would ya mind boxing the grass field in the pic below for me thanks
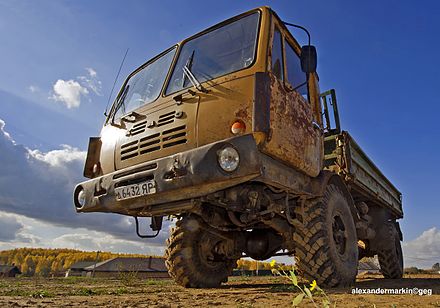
[0,274,439,307]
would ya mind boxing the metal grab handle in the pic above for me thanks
[312,121,322,130]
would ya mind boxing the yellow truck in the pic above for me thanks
[74,6,403,287]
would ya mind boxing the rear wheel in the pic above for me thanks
[377,223,403,279]
[293,184,358,287]
[165,216,236,288]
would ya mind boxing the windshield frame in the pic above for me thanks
[107,45,178,123]
[106,8,262,124]
[164,10,262,96]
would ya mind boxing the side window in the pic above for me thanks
[271,28,284,80]
[285,41,308,99]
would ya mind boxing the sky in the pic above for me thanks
[0,0,439,268]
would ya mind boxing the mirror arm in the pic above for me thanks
[282,21,311,46]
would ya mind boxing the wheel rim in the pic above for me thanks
[332,214,347,255]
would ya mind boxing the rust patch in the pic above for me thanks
[235,107,249,119]
[260,73,321,177]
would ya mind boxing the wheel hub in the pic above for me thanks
[198,234,224,267]
[332,215,347,255]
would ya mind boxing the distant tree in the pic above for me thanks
[12,252,24,267]
[23,255,35,276]
[433,263,440,271]
[35,258,51,276]
[404,267,420,274]
[51,260,61,273]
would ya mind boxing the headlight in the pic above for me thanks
[78,190,86,207]
[217,146,239,172]
[75,187,86,209]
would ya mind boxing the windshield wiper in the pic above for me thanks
[182,50,208,93]
[110,84,130,124]
[181,50,194,87]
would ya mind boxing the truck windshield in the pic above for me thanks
[113,47,176,119]
[165,12,260,95]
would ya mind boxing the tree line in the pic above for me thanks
[0,248,289,276]
[0,248,161,277]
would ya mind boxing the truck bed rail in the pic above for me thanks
[324,131,403,218]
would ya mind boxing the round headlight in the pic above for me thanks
[218,146,239,172]
[77,189,86,208]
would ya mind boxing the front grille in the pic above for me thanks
[158,111,176,127]
[120,125,187,161]
[129,120,148,136]
[127,111,176,137]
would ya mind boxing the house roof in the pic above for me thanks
[358,260,380,271]
[0,265,21,274]
[69,261,98,270]
[83,257,167,272]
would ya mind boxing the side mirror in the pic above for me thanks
[300,45,317,73]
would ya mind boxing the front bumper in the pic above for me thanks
[73,134,262,216]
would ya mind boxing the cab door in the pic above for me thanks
[260,21,322,177]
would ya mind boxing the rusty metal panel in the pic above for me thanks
[196,75,255,147]
[83,137,102,178]
[255,152,313,195]
[259,73,322,177]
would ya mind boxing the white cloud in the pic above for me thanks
[78,67,102,96]
[0,212,24,242]
[29,144,86,167]
[403,227,440,269]
[52,232,165,255]
[0,118,171,251]
[28,85,39,93]
[50,79,89,108]
[0,119,14,143]
[0,212,40,244]
[86,67,97,77]
[49,67,102,108]
[0,211,165,255]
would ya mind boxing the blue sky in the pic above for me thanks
[0,0,439,267]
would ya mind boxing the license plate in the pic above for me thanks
[115,180,157,201]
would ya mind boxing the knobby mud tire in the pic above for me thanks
[292,184,359,287]
[377,223,404,279]
[165,216,236,288]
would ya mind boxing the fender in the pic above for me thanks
[310,170,360,223]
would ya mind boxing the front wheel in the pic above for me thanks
[165,216,236,288]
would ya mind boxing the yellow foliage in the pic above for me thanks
[0,248,162,276]
[236,259,275,271]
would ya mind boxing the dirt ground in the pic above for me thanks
[0,274,439,307]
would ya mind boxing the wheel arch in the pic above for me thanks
[312,171,360,223]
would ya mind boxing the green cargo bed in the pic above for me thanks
[324,131,403,218]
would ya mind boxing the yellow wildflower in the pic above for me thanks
[310,280,317,291]
[270,259,276,268]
